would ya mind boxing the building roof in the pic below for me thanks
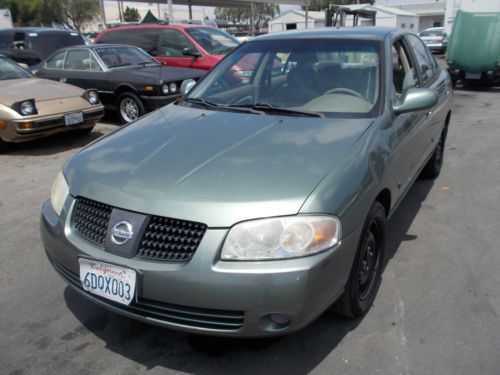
[270,9,326,22]
[387,2,445,17]
[345,4,418,17]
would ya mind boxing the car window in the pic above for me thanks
[419,29,444,37]
[406,34,434,86]
[185,38,381,117]
[0,57,32,80]
[392,39,417,95]
[97,28,160,54]
[159,29,197,57]
[89,53,102,71]
[65,49,91,70]
[95,46,154,68]
[25,32,84,59]
[184,27,239,55]
[46,51,66,69]
[0,30,14,48]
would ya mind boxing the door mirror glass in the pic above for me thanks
[182,47,201,58]
[393,88,438,114]
[180,79,196,95]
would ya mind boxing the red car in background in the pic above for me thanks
[94,24,240,71]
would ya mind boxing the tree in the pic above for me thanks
[305,0,373,11]
[214,4,279,30]
[61,0,100,32]
[123,6,140,22]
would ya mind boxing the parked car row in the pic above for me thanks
[35,44,204,123]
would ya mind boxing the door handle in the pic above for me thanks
[445,89,450,96]
[426,110,433,117]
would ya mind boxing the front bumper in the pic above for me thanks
[141,94,180,112]
[1,107,104,143]
[40,197,359,337]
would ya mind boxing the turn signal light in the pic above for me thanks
[18,122,33,129]
[0,121,6,129]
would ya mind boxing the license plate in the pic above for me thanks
[465,72,481,80]
[79,258,136,305]
[64,112,83,126]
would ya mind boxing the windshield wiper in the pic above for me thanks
[233,103,324,118]
[184,97,263,115]
[107,63,132,68]
[138,61,160,67]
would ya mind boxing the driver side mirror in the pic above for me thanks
[393,88,438,114]
[182,47,202,58]
[180,79,196,96]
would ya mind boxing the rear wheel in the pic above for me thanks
[334,201,387,318]
[117,92,145,123]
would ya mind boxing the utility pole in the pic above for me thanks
[250,1,255,36]
[99,0,106,28]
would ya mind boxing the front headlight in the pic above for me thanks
[20,101,35,115]
[169,82,177,93]
[88,90,99,105]
[50,171,69,216]
[221,215,341,260]
[162,84,169,95]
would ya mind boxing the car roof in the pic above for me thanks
[100,23,212,32]
[253,27,399,42]
[62,44,141,51]
[0,27,81,34]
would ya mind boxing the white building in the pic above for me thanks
[268,10,325,33]
[384,1,445,31]
[268,5,419,34]
[342,4,419,33]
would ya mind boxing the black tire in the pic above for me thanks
[116,91,145,123]
[334,201,387,318]
[420,129,446,179]
[0,137,8,153]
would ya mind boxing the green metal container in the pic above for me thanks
[447,10,500,82]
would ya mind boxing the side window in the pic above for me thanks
[406,35,434,86]
[392,39,418,96]
[97,29,160,54]
[46,51,66,69]
[159,29,197,57]
[64,50,91,70]
[89,53,102,71]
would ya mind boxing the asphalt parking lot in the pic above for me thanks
[1,84,499,375]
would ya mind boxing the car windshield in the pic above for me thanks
[419,29,444,37]
[183,38,381,117]
[0,57,32,80]
[26,32,85,59]
[185,27,239,55]
[95,46,156,68]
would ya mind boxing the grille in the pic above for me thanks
[138,216,207,262]
[72,197,207,262]
[73,198,112,246]
[48,255,244,331]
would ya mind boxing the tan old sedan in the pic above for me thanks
[0,55,104,151]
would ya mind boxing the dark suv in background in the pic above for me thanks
[0,28,85,66]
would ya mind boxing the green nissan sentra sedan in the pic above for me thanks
[41,27,452,337]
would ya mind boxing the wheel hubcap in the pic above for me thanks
[435,138,443,168]
[120,98,139,122]
[358,224,381,301]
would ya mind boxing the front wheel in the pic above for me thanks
[334,201,387,318]
[117,92,145,123]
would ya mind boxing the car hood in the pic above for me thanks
[0,78,83,106]
[116,65,205,82]
[65,104,374,227]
